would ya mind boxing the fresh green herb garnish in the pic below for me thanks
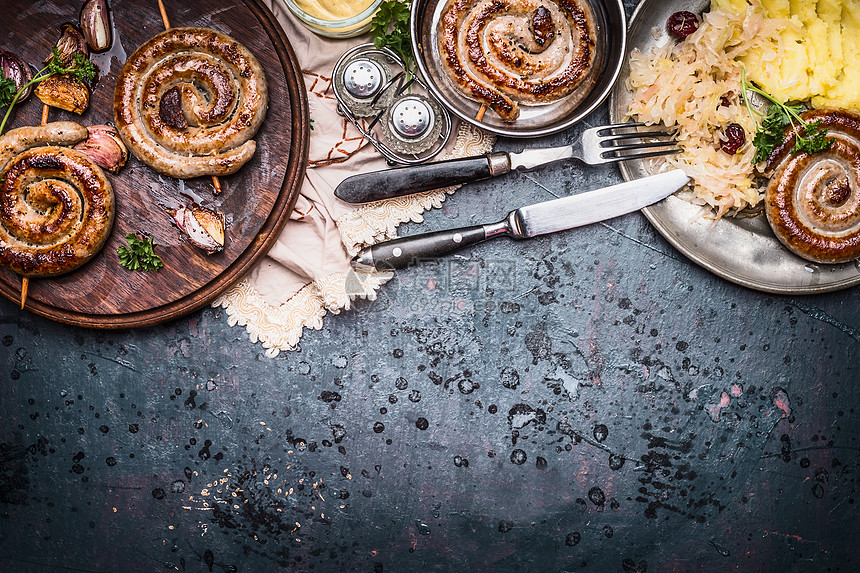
[742,69,832,164]
[118,233,164,272]
[369,0,414,76]
[46,48,97,84]
[0,47,97,136]
[0,70,17,108]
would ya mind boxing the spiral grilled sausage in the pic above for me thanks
[114,27,268,179]
[764,108,860,264]
[440,0,597,121]
[0,122,115,277]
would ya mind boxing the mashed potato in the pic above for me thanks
[714,0,860,109]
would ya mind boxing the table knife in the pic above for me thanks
[351,169,689,270]
[335,147,579,204]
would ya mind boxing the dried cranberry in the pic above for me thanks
[667,11,699,39]
[720,123,746,154]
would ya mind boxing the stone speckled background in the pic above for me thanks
[1,0,859,571]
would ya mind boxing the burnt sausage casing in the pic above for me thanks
[114,27,269,179]
[0,122,115,277]
[439,0,597,121]
[764,108,860,264]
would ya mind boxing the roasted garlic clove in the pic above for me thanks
[0,49,34,100]
[73,124,128,172]
[167,205,226,254]
[80,0,112,53]
[191,207,226,250]
[34,74,90,114]
[48,23,88,65]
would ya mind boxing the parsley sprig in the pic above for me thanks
[0,47,97,136]
[118,233,164,272]
[369,0,414,76]
[742,69,832,164]
[46,47,97,83]
[0,73,17,108]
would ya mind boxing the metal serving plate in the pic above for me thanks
[411,0,626,138]
[609,0,860,294]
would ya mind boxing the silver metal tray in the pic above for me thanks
[411,0,626,138]
[609,0,860,294]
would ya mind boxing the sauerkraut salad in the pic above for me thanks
[626,6,789,219]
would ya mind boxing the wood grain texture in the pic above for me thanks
[0,0,309,328]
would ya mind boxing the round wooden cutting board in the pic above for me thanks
[0,0,309,327]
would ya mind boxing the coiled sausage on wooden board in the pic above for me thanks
[0,122,115,277]
[113,27,269,179]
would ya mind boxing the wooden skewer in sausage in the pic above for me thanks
[157,0,171,29]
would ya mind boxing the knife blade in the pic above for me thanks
[335,146,576,204]
[351,169,689,270]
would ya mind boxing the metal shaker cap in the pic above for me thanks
[389,96,432,138]
[343,59,383,99]
[380,94,443,155]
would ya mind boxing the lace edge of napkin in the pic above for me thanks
[212,268,393,358]
[211,123,494,357]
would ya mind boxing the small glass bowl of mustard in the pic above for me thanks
[283,0,383,38]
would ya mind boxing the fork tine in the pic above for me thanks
[590,122,645,135]
[600,130,675,143]
[603,148,682,162]
[582,121,680,165]
[602,140,679,154]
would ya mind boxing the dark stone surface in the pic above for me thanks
[1,2,859,571]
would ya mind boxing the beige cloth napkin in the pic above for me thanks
[212,0,495,356]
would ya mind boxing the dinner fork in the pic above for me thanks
[334,122,679,204]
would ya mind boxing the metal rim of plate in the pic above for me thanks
[609,0,860,295]
[410,0,627,138]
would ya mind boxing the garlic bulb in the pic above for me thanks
[80,0,112,53]
[48,23,88,65]
[167,205,226,254]
[0,49,33,100]
[73,124,128,172]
